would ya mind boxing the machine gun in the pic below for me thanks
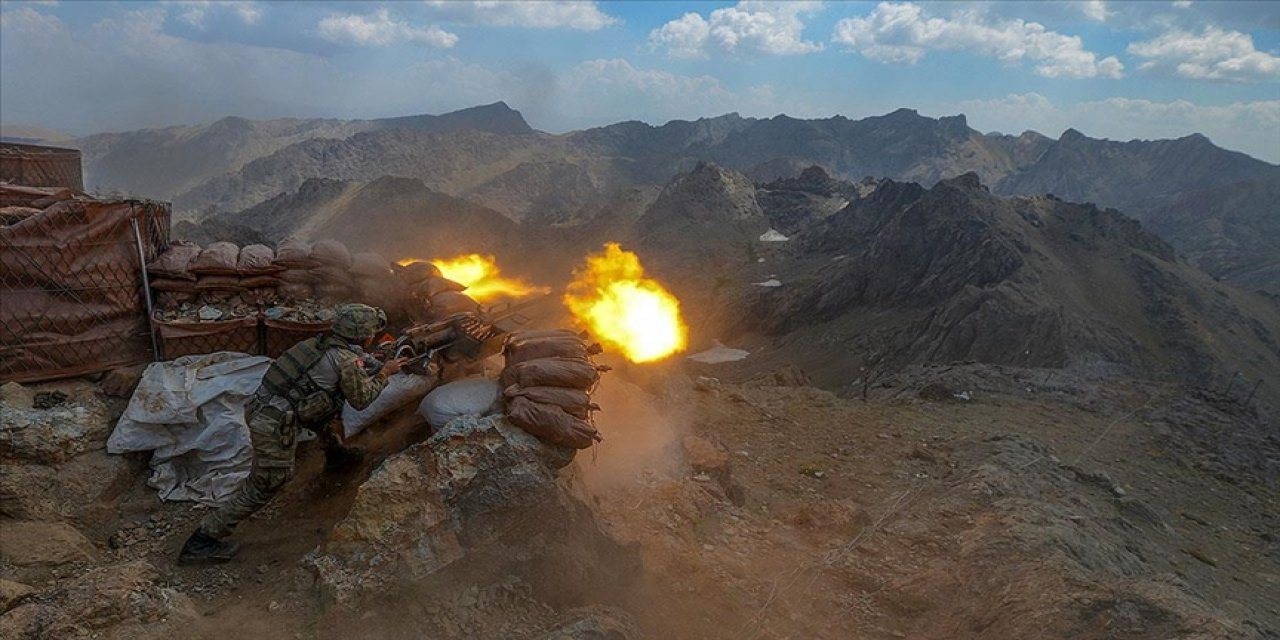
[383,295,550,375]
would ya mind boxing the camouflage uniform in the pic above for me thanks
[199,335,389,539]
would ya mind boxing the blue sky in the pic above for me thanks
[1,1,1277,161]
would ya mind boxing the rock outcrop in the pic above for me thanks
[0,561,198,640]
[734,173,1280,398]
[307,415,636,606]
[0,381,112,465]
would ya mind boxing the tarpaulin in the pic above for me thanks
[108,352,269,504]
[0,143,84,191]
[0,190,169,382]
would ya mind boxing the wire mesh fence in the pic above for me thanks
[1,194,169,383]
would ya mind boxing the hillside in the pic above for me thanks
[1143,178,1280,295]
[221,176,522,261]
[71,102,533,203]
[636,169,1280,403]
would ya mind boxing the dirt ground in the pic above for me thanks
[22,360,1272,639]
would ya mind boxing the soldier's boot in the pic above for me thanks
[178,529,240,565]
[324,445,365,472]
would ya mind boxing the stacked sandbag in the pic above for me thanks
[350,252,406,315]
[394,261,477,321]
[185,242,245,304]
[273,237,318,301]
[238,244,284,306]
[500,330,607,449]
[146,241,201,307]
[310,239,356,302]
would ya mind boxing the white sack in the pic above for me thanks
[419,377,502,432]
[687,341,750,364]
[108,352,270,505]
[341,373,433,439]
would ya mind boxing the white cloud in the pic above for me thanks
[318,9,457,48]
[420,1,617,31]
[959,92,1280,162]
[1128,27,1280,83]
[832,2,1124,79]
[649,1,825,58]
[164,1,262,28]
[1080,0,1113,22]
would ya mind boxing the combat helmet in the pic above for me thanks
[332,303,386,341]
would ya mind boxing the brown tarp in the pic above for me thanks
[0,143,85,191]
[1,193,169,383]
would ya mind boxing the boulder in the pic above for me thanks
[0,382,34,409]
[100,365,146,399]
[0,560,197,640]
[0,451,135,524]
[0,579,34,614]
[306,415,634,605]
[0,381,111,464]
[0,521,97,567]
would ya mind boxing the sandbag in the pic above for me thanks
[504,337,602,366]
[429,290,480,317]
[503,385,596,420]
[418,377,502,431]
[352,277,406,313]
[189,242,241,275]
[195,275,243,292]
[413,276,466,299]
[274,237,316,268]
[149,277,198,293]
[311,239,352,268]
[237,244,281,275]
[314,283,351,301]
[396,261,441,285]
[310,264,356,288]
[341,373,434,439]
[505,396,600,449]
[279,268,315,285]
[147,241,201,281]
[240,274,283,289]
[500,357,604,390]
[351,252,392,279]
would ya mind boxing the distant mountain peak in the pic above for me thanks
[374,102,533,135]
[937,171,985,191]
[1059,128,1088,142]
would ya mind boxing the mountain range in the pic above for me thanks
[61,103,1279,295]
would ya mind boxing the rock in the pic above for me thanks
[0,381,112,464]
[0,521,98,567]
[306,415,636,605]
[538,606,640,640]
[0,579,34,613]
[0,383,33,409]
[101,364,146,399]
[31,391,67,410]
[763,364,812,387]
[682,434,745,505]
[918,383,955,402]
[0,560,198,639]
[0,451,135,523]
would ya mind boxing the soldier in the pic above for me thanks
[178,303,407,565]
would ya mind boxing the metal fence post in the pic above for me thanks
[131,217,160,361]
